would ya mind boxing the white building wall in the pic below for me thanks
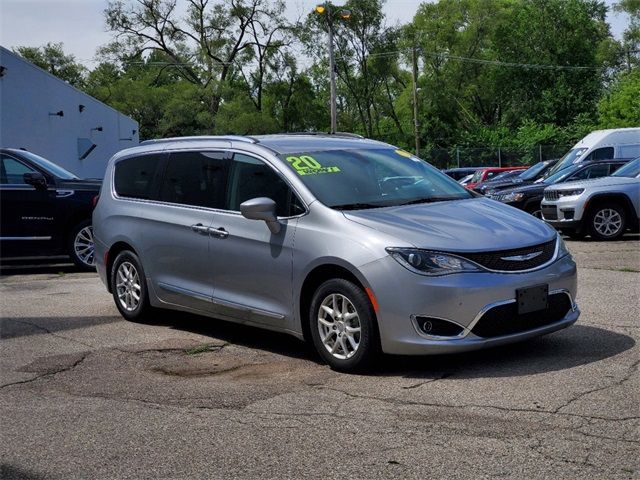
[0,47,139,179]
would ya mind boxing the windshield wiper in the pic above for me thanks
[331,202,388,211]
[398,196,458,206]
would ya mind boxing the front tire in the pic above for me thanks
[69,220,95,270]
[110,250,155,322]
[588,203,626,240]
[309,279,380,372]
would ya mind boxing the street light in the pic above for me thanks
[314,3,352,134]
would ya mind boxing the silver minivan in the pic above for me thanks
[93,134,579,371]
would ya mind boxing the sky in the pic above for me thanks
[0,0,631,69]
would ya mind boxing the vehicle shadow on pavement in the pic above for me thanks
[376,325,635,379]
[150,311,319,363]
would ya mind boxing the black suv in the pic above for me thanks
[0,148,101,269]
[485,159,629,218]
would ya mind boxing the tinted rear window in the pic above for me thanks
[114,154,163,199]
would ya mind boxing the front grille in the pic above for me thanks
[456,239,556,271]
[472,292,572,338]
[544,190,560,201]
[542,205,558,220]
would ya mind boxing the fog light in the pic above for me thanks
[413,316,464,337]
[561,209,575,220]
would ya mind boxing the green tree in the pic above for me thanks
[14,42,87,87]
[598,69,640,126]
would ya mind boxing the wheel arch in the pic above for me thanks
[585,193,636,225]
[297,261,374,343]
[105,241,139,293]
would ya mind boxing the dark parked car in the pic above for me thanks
[476,159,559,195]
[0,148,100,269]
[486,159,629,218]
[442,167,483,181]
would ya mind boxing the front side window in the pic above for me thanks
[159,151,226,208]
[227,153,303,217]
[114,154,163,200]
[278,148,471,210]
[584,147,615,162]
[1,155,37,184]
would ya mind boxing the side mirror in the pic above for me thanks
[240,197,281,234]
[23,172,47,189]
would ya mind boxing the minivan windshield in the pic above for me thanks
[545,148,588,177]
[279,148,472,209]
[18,150,79,180]
[612,157,640,178]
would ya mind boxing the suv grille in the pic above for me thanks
[544,190,560,201]
[455,239,556,271]
[471,292,572,338]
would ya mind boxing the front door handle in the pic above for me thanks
[190,223,209,234]
[209,227,229,238]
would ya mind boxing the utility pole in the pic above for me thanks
[328,16,337,134]
[411,45,420,156]
[315,4,351,134]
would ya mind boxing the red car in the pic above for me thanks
[465,166,527,190]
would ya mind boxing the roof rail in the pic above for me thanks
[140,135,258,145]
[283,131,365,139]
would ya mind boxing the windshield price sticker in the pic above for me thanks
[286,155,341,176]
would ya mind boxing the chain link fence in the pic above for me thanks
[422,145,572,169]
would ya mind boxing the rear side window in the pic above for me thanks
[159,151,227,208]
[227,153,304,217]
[115,154,163,199]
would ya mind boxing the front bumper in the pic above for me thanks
[360,253,578,355]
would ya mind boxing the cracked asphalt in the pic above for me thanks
[1,236,639,479]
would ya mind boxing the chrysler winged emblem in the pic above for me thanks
[501,251,543,262]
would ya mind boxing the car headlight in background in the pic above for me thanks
[556,188,584,198]
[386,248,481,276]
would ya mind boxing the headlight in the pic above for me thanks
[557,188,584,198]
[502,192,525,202]
[557,233,570,259]
[386,248,482,276]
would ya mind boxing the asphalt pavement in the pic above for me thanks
[1,236,638,479]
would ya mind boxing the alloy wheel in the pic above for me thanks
[73,226,95,267]
[116,262,142,312]
[317,293,361,360]
[593,208,622,237]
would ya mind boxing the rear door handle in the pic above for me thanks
[190,223,209,234]
[209,227,229,239]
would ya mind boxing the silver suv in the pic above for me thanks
[541,157,640,240]
[93,134,579,371]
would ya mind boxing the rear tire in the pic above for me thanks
[588,203,626,241]
[110,250,156,322]
[68,220,95,271]
[309,279,380,372]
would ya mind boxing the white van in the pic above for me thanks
[547,128,640,176]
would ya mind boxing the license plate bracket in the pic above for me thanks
[516,284,549,314]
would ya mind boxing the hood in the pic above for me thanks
[479,178,530,192]
[343,197,555,252]
[547,175,639,191]
[56,178,102,190]
[494,183,546,195]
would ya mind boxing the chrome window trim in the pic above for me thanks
[0,236,52,241]
[110,147,310,220]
